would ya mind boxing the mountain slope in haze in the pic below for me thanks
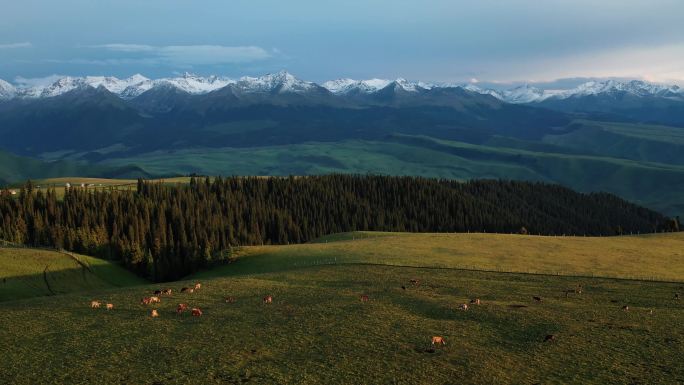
[0,79,572,157]
[0,149,151,185]
[1,72,684,217]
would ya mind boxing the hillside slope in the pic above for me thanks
[0,247,146,301]
[0,149,151,185]
[1,232,682,384]
[197,231,684,282]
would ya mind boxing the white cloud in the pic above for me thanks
[93,44,155,53]
[0,42,32,49]
[14,74,64,87]
[91,44,272,65]
[482,43,684,86]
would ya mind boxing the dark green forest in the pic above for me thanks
[0,176,677,281]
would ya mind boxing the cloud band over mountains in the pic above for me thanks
[0,42,32,49]
[90,44,273,65]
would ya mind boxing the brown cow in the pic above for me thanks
[194,283,201,290]
[106,303,114,310]
[470,298,481,305]
[457,303,469,311]
[162,288,172,295]
[622,305,630,311]
[181,287,194,294]
[153,290,162,295]
[263,295,273,304]
[151,309,159,318]
[141,297,152,305]
[565,287,582,297]
[90,300,101,309]
[409,279,420,286]
[150,296,161,304]
[675,293,680,300]
[544,334,555,342]
[360,295,369,302]
[225,296,236,303]
[533,296,543,302]
[431,336,446,345]
[192,308,203,317]
[177,303,188,314]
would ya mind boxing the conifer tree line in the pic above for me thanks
[0,175,676,281]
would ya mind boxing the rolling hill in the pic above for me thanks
[1,232,682,384]
[0,246,146,302]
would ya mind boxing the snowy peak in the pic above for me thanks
[555,79,683,99]
[390,78,434,92]
[467,80,684,104]
[323,78,391,94]
[162,72,235,94]
[1,73,682,103]
[83,75,150,94]
[38,77,92,98]
[322,77,434,94]
[236,70,316,93]
[0,79,16,100]
[500,84,549,103]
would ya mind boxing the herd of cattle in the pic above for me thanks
[89,281,278,320]
[89,277,681,349]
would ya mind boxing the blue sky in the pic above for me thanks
[1,0,683,86]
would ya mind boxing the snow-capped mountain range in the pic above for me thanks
[1,71,682,103]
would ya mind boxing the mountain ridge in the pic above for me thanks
[3,72,682,103]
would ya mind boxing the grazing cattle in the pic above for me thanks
[431,336,446,345]
[162,289,172,295]
[533,296,543,302]
[470,298,481,305]
[154,290,162,295]
[648,309,654,315]
[90,301,101,309]
[675,293,680,300]
[225,296,236,303]
[565,287,582,297]
[409,279,420,285]
[360,295,369,302]
[544,334,555,342]
[401,286,406,290]
[622,305,630,311]
[263,295,273,304]
[192,308,203,317]
[180,287,190,293]
[458,303,469,311]
[150,296,161,304]
[194,283,201,290]
[151,309,159,318]
[141,297,152,305]
[181,287,194,294]
[106,303,114,310]
[177,303,188,314]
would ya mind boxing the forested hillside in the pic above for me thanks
[0,176,676,281]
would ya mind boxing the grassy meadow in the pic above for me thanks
[202,232,684,282]
[7,176,195,198]
[1,232,683,384]
[0,247,146,301]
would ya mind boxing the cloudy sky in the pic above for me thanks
[1,0,683,87]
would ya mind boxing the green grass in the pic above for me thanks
[0,150,148,186]
[200,232,684,282]
[97,137,684,217]
[8,176,197,199]
[0,247,146,301]
[1,232,683,384]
